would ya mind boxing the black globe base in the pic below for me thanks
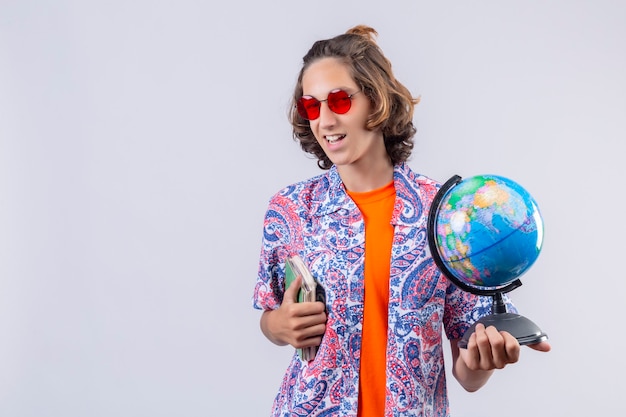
[458,312,548,349]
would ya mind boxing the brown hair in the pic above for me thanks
[289,25,420,170]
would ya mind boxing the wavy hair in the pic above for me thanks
[289,25,420,170]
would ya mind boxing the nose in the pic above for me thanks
[317,101,337,128]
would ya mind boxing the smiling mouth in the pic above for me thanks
[325,134,345,144]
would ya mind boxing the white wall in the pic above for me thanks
[1,1,624,415]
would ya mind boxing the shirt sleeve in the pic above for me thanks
[442,281,518,340]
[252,193,302,311]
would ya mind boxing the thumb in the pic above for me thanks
[527,340,551,352]
[284,274,302,304]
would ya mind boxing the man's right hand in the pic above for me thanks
[260,274,327,348]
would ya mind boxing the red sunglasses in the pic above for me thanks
[296,89,361,121]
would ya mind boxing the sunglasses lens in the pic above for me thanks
[297,96,320,120]
[327,90,352,114]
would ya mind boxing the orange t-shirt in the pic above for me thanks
[347,181,395,417]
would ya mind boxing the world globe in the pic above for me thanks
[429,174,544,290]
[426,174,548,347]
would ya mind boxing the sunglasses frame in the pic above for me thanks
[296,89,361,121]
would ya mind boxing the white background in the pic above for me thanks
[1,1,624,415]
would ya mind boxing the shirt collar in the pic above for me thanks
[311,163,422,226]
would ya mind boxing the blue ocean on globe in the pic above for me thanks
[432,175,544,288]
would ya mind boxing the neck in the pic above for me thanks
[338,159,394,192]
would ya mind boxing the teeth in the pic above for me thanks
[326,135,343,144]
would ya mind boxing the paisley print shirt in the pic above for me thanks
[253,163,496,417]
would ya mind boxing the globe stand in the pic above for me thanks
[427,175,548,349]
[456,292,548,349]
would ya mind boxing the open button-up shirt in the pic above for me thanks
[253,163,495,417]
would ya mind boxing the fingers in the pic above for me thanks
[282,298,326,320]
[498,330,521,366]
[460,323,551,373]
[464,324,520,370]
[291,320,327,348]
[280,273,328,349]
[279,299,327,349]
[284,309,326,348]
[291,308,327,329]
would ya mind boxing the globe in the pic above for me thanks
[430,174,544,290]
[426,174,548,347]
